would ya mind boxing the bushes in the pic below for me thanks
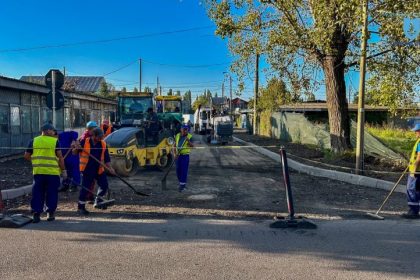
[366,125,416,157]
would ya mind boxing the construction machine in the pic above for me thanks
[105,93,180,176]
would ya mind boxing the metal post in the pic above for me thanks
[279,148,295,218]
[139,58,142,93]
[355,0,369,175]
[222,81,224,98]
[253,53,259,135]
[229,75,232,116]
[269,147,317,229]
[52,70,56,127]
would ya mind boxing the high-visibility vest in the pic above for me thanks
[175,133,192,155]
[409,139,420,174]
[32,135,60,175]
[101,125,112,137]
[79,138,106,174]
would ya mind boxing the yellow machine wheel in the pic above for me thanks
[157,153,173,171]
[112,157,138,177]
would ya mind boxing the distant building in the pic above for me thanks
[20,76,106,94]
[0,75,115,157]
[232,98,248,110]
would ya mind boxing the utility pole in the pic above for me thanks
[222,81,225,98]
[253,53,260,135]
[52,70,56,128]
[139,58,142,93]
[355,0,369,174]
[229,75,232,116]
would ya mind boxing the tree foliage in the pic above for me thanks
[205,0,419,152]
[192,95,210,111]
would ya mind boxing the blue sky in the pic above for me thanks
[0,1,417,102]
[0,0,254,99]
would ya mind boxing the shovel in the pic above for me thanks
[84,151,150,196]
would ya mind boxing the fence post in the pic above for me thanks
[270,147,317,229]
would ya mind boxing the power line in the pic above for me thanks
[142,59,229,68]
[0,26,213,53]
[102,59,138,76]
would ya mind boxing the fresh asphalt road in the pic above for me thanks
[1,136,416,279]
[1,217,420,280]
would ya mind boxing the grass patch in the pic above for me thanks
[366,125,416,157]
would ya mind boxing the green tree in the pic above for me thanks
[192,95,210,111]
[121,87,127,93]
[133,87,139,93]
[206,0,419,152]
[98,81,109,96]
[248,78,293,111]
[168,88,173,96]
[144,86,152,93]
[176,90,181,96]
[183,90,192,107]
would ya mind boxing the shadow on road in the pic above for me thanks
[20,215,420,279]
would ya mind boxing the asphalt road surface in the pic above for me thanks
[1,136,415,279]
[1,217,420,280]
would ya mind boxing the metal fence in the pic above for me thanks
[0,78,116,157]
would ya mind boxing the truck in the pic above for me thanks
[194,106,212,135]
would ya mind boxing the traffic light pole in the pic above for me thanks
[52,70,56,128]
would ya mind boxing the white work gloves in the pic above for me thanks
[61,170,68,180]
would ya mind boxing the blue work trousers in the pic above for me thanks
[406,175,420,214]
[31,174,60,214]
[78,172,108,206]
[62,157,81,187]
[176,154,190,188]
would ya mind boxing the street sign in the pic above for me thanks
[46,90,65,110]
[45,69,64,89]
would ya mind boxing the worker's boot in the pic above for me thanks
[401,209,420,219]
[77,205,90,216]
[32,213,41,223]
[46,212,55,222]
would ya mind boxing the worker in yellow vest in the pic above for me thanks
[402,123,420,219]
[24,123,66,223]
[174,124,194,192]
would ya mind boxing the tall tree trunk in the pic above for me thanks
[322,55,351,153]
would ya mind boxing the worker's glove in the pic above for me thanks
[61,170,68,180]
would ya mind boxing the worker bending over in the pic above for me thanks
[73,127,115,215]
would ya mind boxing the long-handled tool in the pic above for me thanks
[366,166,409,220]
[161,156,176,190]
[84,151,150,196]
[69,178,115,208]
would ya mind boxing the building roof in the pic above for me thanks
[20,76,105,93]
[211,97,228,106]
[232,97,248,104]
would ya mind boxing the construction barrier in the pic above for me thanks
[270,147,317,229]
[0,186,33,228]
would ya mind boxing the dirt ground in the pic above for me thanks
[0,158,33,191]
[2,135,409,221]
[233,129,406,183]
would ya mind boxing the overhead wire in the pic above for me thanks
[0,26,214,53]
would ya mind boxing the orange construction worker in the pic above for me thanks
[101,120,114,138]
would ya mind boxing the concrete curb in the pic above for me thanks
[233,136,406,194]
[1,185,32,200]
